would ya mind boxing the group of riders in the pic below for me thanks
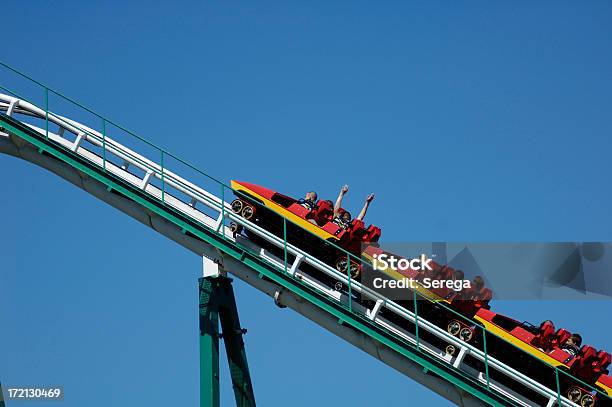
[297,185,375,229]
[294,185,587,359]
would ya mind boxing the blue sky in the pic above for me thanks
[2,1,612,406]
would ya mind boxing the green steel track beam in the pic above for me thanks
[0,113,514,406]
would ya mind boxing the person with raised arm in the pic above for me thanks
[332,184,351,229]
[332,185,375,229]
[356,193,375,222]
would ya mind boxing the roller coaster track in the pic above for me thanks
[0,62,607,407]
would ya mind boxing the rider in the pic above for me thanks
[297,191,318,211]
[561,334,582,356]
[473,276,485,291]
[332,185,375,229]
[453,269,465,282]
[460,276,485,301]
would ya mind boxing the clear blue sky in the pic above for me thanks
[2,1,612,406]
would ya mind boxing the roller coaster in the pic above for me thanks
[1,61,610,407]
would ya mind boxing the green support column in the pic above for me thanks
[199,278,220,407]
[218,280,256,407]
[199,276,256,407]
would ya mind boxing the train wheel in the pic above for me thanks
[459,327,474,342]
[335,257,347,273]
[230,222,243,235]
[231,199,244,213]
[350,261,361,279]
[335,257,361,279]
[581,393,595,407]
[447,320,461,336]
[567,387,582,403]
[445,345,456,356]
[241,205,254,220]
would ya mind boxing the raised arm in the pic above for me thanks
[333,185,349,217]
[356,193,375,221]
